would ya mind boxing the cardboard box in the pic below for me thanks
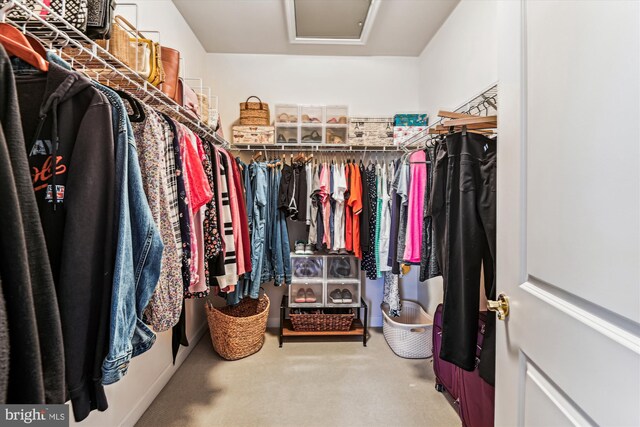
[393,126,428,145]
[348,117,394,145]
[394,114,429,127]
[232,126,275,145]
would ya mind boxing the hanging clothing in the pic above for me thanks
[388,159,402,274]
[403,150,427,264]
[383,271,401,317]
[332,163,347,251]
[344,163,353,253]
[395,159,410,264]
[320,163,332,249]
[215,151,238,289]
[361,164,378,280]
[420,146,441,281]
[347,163,363,259]
[378,162,392,274]
[249,161,268,297]
[308,164,320,246]
[435,133,497,386]
[374,164,383,278]
[1,47,64,405]
[305,162,313,225]
[15,59,115,421]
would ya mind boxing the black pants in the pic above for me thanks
[433,132,497,385]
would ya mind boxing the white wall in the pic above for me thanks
[71,1,211,426]
[418,0,498,120]
[207,53,423,327]
[206,53,421,139]
[416,0,498,315]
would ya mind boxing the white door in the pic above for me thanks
[495,1,640,426]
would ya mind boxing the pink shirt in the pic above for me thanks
[319,164,331,248]
[403,150,427,263]
[221,149,246,276]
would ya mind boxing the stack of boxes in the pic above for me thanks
[392,114,429,145]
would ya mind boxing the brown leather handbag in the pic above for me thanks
[159,46,180,102]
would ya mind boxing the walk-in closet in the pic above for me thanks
[0,0,638,426]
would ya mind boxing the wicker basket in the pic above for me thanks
[206,294,270,361]
[382,301,433,359]
[290,310,355,331]
[239,96,270,125]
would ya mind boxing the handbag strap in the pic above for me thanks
[114,15,148,40]
[244,95,263,109]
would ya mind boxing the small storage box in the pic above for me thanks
[232,126,275,145]
[394,114,429,127]
[348,117,394,145]
[326,256,359,281]
[393,126,428,145]
[289,282,324,308]
[300,126,323,143]
[291,255,324,282]
[325,126,347,144]
[326,281,360,308]
[325,105,348,124]
[275,104,299,124]
[382,300,433,359]
[275,126,299,143]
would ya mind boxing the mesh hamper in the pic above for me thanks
[382,300,433,359]
[205,293,270,360]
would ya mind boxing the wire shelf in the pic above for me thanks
[402,83,498,150]
[1,0,230,148]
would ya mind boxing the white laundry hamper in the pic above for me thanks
[382,300,434,359]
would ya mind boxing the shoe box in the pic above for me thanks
[289,254,361,308]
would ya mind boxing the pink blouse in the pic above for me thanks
[403,150,427,263]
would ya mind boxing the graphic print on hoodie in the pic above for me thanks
[15,61,116,422]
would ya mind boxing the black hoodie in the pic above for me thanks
[15,61,115,421]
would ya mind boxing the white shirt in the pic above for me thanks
[332,163,347,250]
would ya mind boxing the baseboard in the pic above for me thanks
[120,321,208,427]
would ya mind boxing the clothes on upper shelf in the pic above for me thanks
[0,47,258,422]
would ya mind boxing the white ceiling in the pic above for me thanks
[172,0,460,56]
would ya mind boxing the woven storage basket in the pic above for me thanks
[206,294,270,361]
[239,96,270,125]
[290,310,354,331]
[382,301,433,359]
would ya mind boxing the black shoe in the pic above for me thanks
[341,289,353,304]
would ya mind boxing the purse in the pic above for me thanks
[179,79,200,121]
[159,46,180,101]
[239,96,270,126]
[84,0,114,39]
[96,15,163,85]
[2,0,88,30]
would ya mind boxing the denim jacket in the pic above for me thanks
[45,52,164,385]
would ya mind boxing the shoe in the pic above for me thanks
[341,289,353,304]
[338,248,348,255]
[310,130,321,142]
[301,114,311,123]
[304,244,314,255]
[327,117,338,124]
[329,289,343,304]
[338,116,347,124]
[294,241,306,254]
[295,288,307,303]
[277,112,289,123]
[277,134,286,143]
[305,288,317,303]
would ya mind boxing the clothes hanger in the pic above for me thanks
[114,89,146,122]
[0,23,49,71]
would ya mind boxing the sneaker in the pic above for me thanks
[294,241,306,255]
[341,289,353,304]
[338,248,348,255]
[305,288,317,303]
[304,244,314,255]
[294,288,307,303]
[329,289,343,304]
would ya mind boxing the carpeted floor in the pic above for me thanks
[136,328,460,427]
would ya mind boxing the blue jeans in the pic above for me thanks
[249,162,268,298]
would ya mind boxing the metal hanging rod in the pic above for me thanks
[402,83,498,150]
[1,0,230,148]
[230,143,404,153]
